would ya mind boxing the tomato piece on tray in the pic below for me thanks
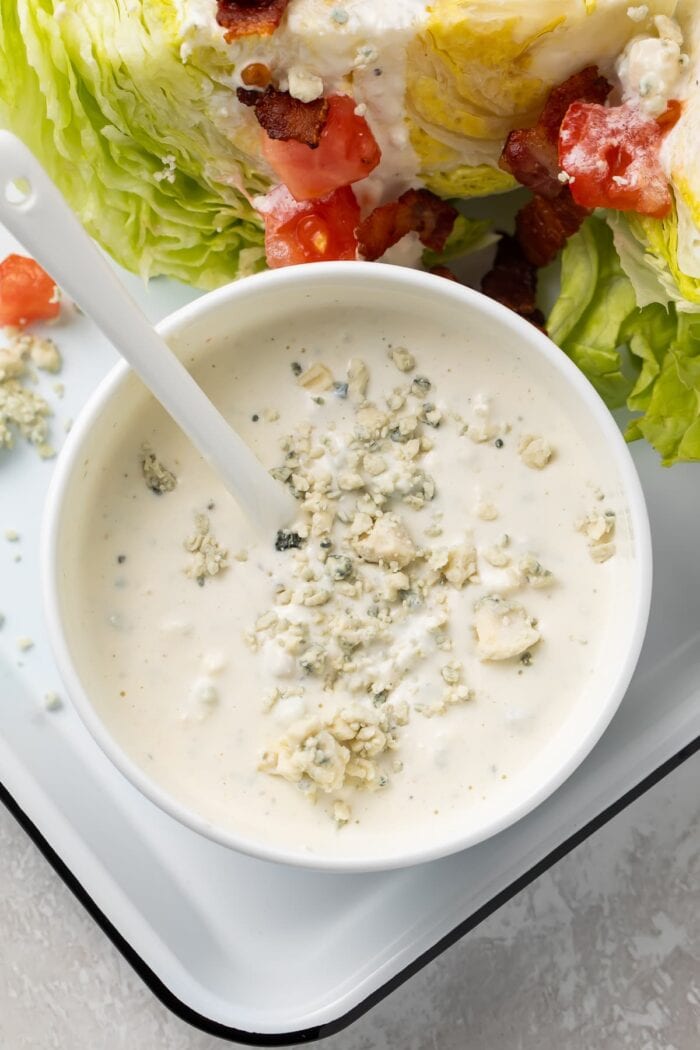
[263,95,381,202]
[259,184,360,267]
[0,254,60,328]
[559,102,673,219]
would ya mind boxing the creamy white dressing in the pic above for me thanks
[174,0,430,203]
[60,303,636,860]
[616,14,689,117]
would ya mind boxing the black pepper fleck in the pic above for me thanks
[291,361,302,376]
[495,438,504,449]
[207,500,215,511]
[520,651,532,666]
[251,414,259,422]
[117,554,126,564]
[275,529,305,552]
[373,67,382,76]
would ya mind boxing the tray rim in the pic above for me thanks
[2,736,697,1047]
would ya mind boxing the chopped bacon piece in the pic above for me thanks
[481,235,545,327]
[501,67,611,198]
[430,265,459,282]
[515,190,590,269]
[357,189,458,262]
[263,95,381,201]
[560,102,675,219]
[484,67,608,307]
[237,86,329,148]
[217,0,289,40]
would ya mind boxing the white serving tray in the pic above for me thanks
[0,224,698,1044]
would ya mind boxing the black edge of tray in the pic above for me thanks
[2,736,699,1047]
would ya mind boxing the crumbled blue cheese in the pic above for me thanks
[473,595,541,661]
[43,691,63,712]
[627,5,649,22]
[298,362,335,393]
[389,347,415,373]
[0,344,26,381]
[251,350,587,819]
[184,513,228,582]
[352,513,416,568]
[476,500,499,521]
[0,332,62,378]
[347,358,370,401]
[0,380,53,457]
[617,15,688,117]
[577,510,616,562]
[518,553,554,588]
[181,677,219,721]
[464,395,501,443]
[24,334,62,373]
[287,66,324,103]
[141,446,177,494]
[518,434,553,470]
[259,702,407,798]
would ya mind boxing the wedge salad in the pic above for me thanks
[1,0,700,463]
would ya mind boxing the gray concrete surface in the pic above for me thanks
[1,754,698,1050]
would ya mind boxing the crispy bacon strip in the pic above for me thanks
[217,0,289,41]
[515,190,590,269]
[481,234,545,328]
[483,67,611,323]
[500,67,611,199]
[357,189,458,262]
[237,87,329,148]
[430,265,459,282]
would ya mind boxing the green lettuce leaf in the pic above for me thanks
[548,216,700,465]
[625,314,700,463]
[624,208,700,310]
[623,303,676,414]
[0,0,266,289]
[422,213,498,269]
[548,218,637,409]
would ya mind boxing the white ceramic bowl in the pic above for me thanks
[42,263,652,872]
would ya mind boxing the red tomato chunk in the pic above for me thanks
[0,254,60,328]
[263,95,381,202]
[260,184,360,268]
[559,102,673,219]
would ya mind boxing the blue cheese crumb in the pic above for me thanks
[44,691,63,711]
[184,513,228,583]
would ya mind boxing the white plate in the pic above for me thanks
[0,225,698,1042]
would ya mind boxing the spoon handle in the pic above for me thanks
[0,131,294,534]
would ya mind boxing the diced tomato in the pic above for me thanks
[559,102,673,219]
[259,184,360,268]
[656,98,683,131]
[0,254,60,328]
[262,95,381,202]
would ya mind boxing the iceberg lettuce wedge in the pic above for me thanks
[0,0,266,289]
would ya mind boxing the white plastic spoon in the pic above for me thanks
[0,131,296,535]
